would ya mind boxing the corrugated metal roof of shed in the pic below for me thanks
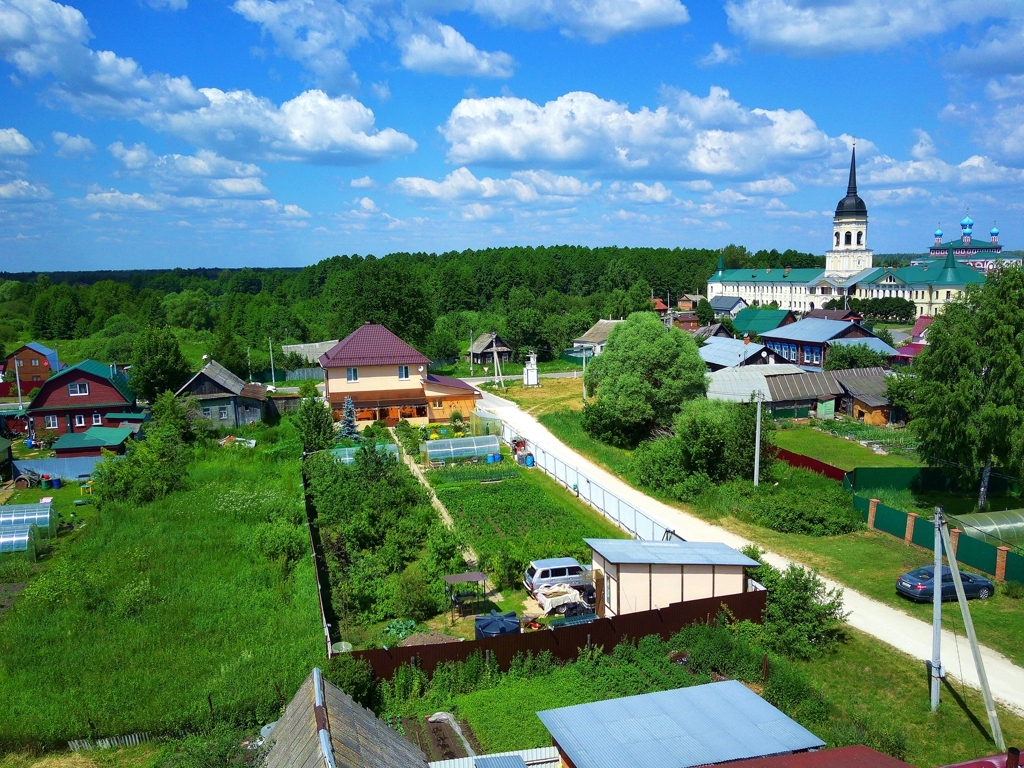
[765,371,842,402]
[707,364,804,403]
[537,680,824,768]
[474,757,529,768]
[699,337,765,368]
[718,745,914,768]
[759,318,859,344]
[585,539,759,566]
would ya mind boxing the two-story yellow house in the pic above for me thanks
[318,322,481,426]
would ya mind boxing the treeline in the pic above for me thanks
[0,243,820,364]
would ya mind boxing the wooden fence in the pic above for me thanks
[351,589,767,681]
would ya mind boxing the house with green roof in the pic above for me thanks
[27,359,138,436]
[53,426,135,458]
[732,308,797,336]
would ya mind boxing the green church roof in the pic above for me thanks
[709,268,824,284]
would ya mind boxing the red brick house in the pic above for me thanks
[27,359,138,436]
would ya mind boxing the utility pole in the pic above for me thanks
[269,337,276,386]
[247,346,252,382]
[470,329,474,376]
[14,356,23,410]
[930,508,943,712]
[938,512,1005,750]
[753,392,762,486]
[581,348,589,406]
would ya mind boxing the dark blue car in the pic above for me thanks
[896,565,994,602]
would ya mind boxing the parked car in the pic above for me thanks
[896,565,994,602]
[524,557,590,595]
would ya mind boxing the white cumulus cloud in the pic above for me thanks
[698,43,740,67]
[399,22,515,78]
[394,167,598,209]
[109,142,272,197]
[52,131,96,158]
[350,175,375,187]
[144,0,188,9]
[0,178,51,199]
[0,127,37,156]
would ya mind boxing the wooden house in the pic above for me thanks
[760,318,895,371]
[319,323,480,426]
[573,319,624,356]
[2,342,62,386]
[677,294,706,311]
[176,360,268,427]
[27,359,137,436]
[469,332,513,366]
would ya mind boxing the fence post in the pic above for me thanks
[950,528,960,554]
[996,546,1010,582]
[868,498,879,529]
[904,512,918,543]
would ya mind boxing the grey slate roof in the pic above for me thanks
[832,367,891,408]
[585,539,759,567]
[691,323,732,341]
[469,332,512,355]
[176,360,267,401]
[706,364,804,403]
[282,340,340,364]
[766,371,843,403]
[699,337,765,369]
[537,680,825,768]
[574,319,624,346]
[266,668,428,768]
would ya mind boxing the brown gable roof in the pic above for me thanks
[319,323,431,368]
[265,668,428,768]
[805,308,861,322]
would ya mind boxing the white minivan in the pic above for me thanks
[523,557,589,595]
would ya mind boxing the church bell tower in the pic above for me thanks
[825,144,873,275]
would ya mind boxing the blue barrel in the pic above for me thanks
[493,453,501,463]
[475,610,520,640]
[525,454,535,468]
[51,478,62,490]
[486,454,494,464]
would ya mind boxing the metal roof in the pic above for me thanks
[53,426,134,451]
[709,269,825,285]
[804,309,860,322]
[719,745,913,768]
[429,748,560,768]
[691,324,732,341]
[474,757,529,768]
[319,323,431,368]
[23,341,61,370]
[574,319,624,346]
[760,318,868,344]
[699,337,765,369]
[30,359,134,407]
[178,359,247,397]
[425,373,478,392]
[585,539,759,567]
[537,680,825,768]
[766,371,842,403]
[829,337,898,356]
[13,456,105,480]
[832,367,890,408]
[707,364,804,403]
[732,309,794,335]
[709,296,745,311]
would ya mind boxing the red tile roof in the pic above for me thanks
[319,323,431,368]
[651,297,669,311]
[425,373,478,392]
[716,745,914,768]
[911,315,934,340]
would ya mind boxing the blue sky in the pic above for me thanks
[2,0,1023,271]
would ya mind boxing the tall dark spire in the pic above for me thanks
[847,145,858,195]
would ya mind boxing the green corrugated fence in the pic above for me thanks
[1006,551,1024,584]
[853,494,870,521]
[874,503,907,539]
[911,515,934,549]
[955,532,998,575]
[849,465,1011,496]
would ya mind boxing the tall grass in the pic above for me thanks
[0,445,321,749]
[537,409,633,476]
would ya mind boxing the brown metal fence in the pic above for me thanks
[775,447,847,482]
[351,590,767,681]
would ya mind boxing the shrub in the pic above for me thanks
[250,520,307,565]
[394,565,437,622]
[1002,580,1024,599]
[92,426,189,507]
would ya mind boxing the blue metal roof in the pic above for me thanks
[709,296,745,311]
[585,539,759,567]
[24,341,61,371]
[760,318,865,344]
[537,680,825,768]
[828,337,898,356]
[699,337,765,368]
[474,756,529,768]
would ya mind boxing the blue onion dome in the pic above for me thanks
[964,227,973,237]
[991,226,1000,236]
[961,214,974,228]
[934,228,943,237]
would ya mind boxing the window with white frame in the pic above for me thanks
[803,347,812,364]
[30,358,39,366]
[92,413,103,425]
[68,382,89,396]
[398,365,409,381]
[346,367,358,382]
[218,406,228,420]
[604,572,611,609]
[813,347,821,365]
[202,407,212,418]
[44,415,58,430]
[74,414,86,427]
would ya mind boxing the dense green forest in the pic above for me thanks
[0,244,821,366]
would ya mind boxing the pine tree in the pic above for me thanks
[340,396,360,441]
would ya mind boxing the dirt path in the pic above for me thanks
[477,389,1024,716]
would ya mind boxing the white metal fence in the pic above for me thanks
[499,423,683,542]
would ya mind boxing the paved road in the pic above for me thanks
[462,371,583,385]
[475,387,1024,716]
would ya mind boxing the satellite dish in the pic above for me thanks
[418,365,424,372]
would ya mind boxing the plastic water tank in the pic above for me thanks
[525,454,535,468]
[474,610,520,640]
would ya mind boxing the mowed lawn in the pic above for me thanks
[775,425,922,470]
[0,446,322,748]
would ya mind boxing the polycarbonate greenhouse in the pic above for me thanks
[424,435,501,463]
[951,510,1024,548]
[0,523,39,563]
[0,503,57,539]
[328,443,399,465]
